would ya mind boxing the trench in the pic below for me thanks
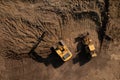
[99,0,109,47]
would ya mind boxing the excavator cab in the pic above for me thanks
[53,40,72,61]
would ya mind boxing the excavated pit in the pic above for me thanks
[0,0,120,80]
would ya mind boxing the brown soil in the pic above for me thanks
[0,0,120,80]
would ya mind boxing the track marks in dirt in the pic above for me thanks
[0,1,63,59]
[0,0,109,61]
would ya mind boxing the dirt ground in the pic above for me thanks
[0,0,120,80]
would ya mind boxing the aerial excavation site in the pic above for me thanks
[0,0,120,80]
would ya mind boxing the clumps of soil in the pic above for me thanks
[106,20,120,42]
[0,0,120,80]
[0,0,106,60]
[109,0,120,19]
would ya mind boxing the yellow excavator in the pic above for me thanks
[81,33,97,57]
[53,40,72,61]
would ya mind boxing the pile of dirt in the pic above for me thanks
[0,0,120,80]
[0,0,104,59]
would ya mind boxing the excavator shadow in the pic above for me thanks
[73,47,91,66]
[28,47,64,68]
[28,32,64,68]
[73,36,91,66]
[47,47,64,68]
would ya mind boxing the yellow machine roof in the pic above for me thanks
[88,44,95,51]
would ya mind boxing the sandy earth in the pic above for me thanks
[0,0,120,80]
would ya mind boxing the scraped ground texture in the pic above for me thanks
[0,0,120,80]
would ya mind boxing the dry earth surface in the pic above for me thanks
[0,0,120,80]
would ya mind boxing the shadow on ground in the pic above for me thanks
[72,11,101,27]
[28,47,64,68]
[27,32,64,68]
[73,36,91,66]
